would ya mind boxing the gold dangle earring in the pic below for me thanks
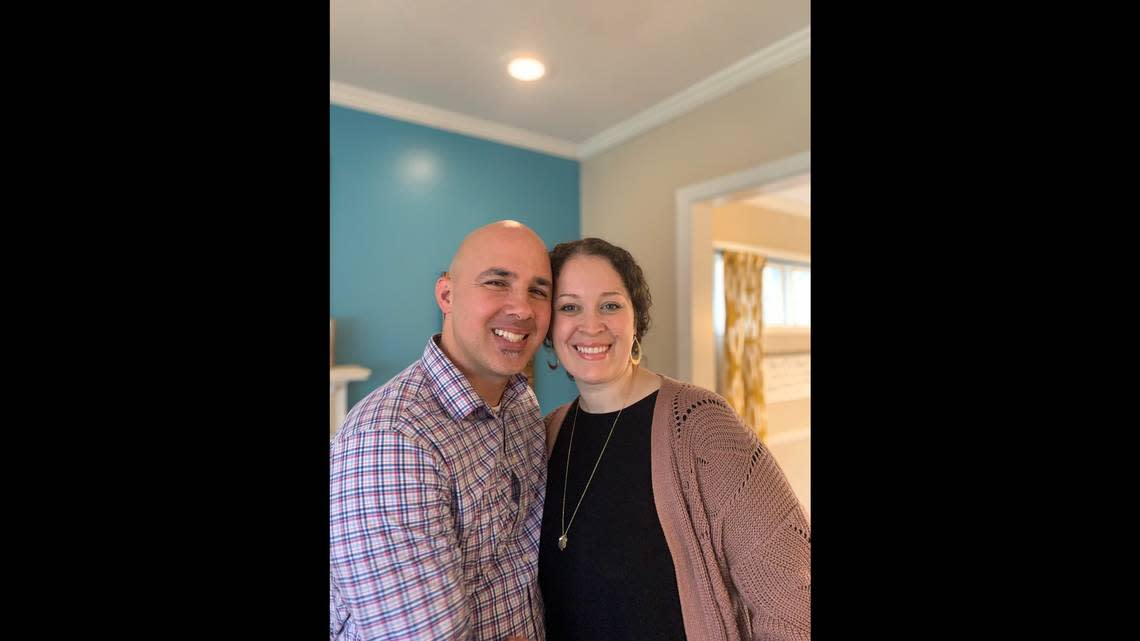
[630,336,642,366]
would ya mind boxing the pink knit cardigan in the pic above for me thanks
[544,375,810,641]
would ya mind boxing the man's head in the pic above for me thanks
[435,220,552,403]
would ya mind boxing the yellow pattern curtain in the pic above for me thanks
[722,250,768,442]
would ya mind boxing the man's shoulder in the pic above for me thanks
[333,359,440,444]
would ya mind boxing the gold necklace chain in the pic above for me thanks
[558,384,631,551]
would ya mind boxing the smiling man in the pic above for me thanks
[331,220,553,641]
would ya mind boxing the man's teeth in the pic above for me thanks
[576,345,609,354]
[493,329,527,343]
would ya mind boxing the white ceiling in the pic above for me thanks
[331,0,810,158]
[740,173,810,218]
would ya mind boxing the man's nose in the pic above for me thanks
[504,287,534,319]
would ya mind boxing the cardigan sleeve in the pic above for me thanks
[724,498,811,640]
[689,396,811,640]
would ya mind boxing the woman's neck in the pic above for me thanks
[576,366,660,413]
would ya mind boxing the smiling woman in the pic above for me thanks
[537,236,811,641]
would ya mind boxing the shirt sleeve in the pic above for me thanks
[330,427,471,640]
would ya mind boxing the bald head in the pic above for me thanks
[448,220,547,279]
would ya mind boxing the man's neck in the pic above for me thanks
[436,332,509,408]
[470,379,508,408]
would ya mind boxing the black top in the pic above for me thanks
[538,391,687,641]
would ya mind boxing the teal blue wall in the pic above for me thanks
[331,105,580,414]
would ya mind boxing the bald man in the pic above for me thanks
[331,221,552,641]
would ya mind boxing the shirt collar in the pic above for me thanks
[421,334,531,422]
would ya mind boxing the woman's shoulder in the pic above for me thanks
[654,376,756,450]
[543,402,573,427]
[543,401,575,459]
[655,374,733,412]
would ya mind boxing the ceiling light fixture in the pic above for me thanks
[507,57,545,81]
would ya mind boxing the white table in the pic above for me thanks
[330,365,371,437]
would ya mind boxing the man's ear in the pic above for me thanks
[435,273,453,315]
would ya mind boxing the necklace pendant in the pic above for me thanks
[558,533,568,550]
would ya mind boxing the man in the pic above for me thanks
[331,220,552,641]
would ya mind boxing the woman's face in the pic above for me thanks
[552,254,637,387]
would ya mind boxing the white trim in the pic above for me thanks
[676,151,811,385]
[766,426,811,447]
[743,199,816,218]
[578,27,810,159]
[330,81,578,159]
[712,241,810,264]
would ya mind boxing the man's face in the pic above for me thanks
[437,226,552,393]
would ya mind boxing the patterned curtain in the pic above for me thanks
[722,250,768,442]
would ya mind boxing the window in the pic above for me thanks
[765,259,810,327]
[713,251,810,331]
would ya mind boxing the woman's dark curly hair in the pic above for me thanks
[543,237,653,349]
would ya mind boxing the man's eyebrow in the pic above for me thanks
[533,277,552,289]
[475,268,515,280]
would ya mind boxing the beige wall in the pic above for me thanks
[768,434,810,516]
[580,56,810,378]
[581,61,811,511]
[712,202,811,255]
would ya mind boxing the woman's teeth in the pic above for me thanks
[576,345,609,354]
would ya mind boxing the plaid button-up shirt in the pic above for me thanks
[331,336,547,641]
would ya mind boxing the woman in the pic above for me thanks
[537,238,810,641]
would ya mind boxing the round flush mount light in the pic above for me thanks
[507,57,546,81]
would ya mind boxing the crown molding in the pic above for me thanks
[331,26,808,162]
[577,26,810,159]
[330,81,578,159]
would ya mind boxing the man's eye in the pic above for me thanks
[530,288,549,298]
[485,280,508,287]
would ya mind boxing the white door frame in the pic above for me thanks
[674,150,810,387]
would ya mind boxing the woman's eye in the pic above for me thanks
[602,302,622,312]
[559,304,578,313]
